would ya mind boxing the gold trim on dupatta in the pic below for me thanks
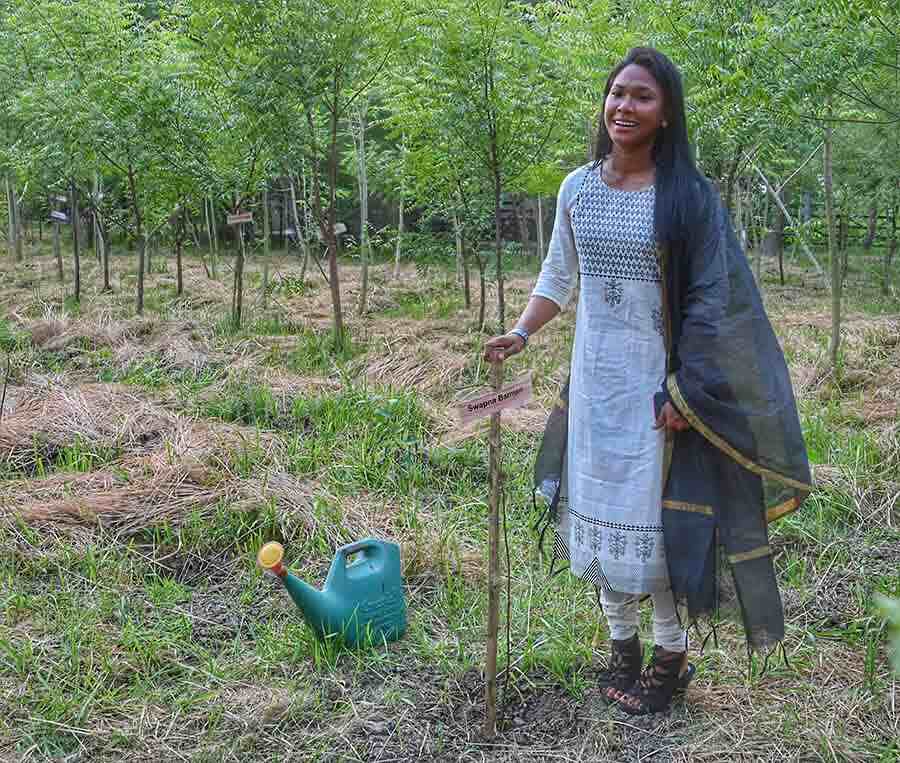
[765,496,802,524]
[728,545,772,564]
[662,499,713,517]
[666,373,813,495]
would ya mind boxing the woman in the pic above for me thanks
[484,47,811,715]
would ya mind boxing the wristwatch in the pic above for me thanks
[509,327,529,347]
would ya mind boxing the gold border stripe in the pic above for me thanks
[766,496,800,524]
[728,545,772,564]
[666,374,813,493]
[662,499,713,517]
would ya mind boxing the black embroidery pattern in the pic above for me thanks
[590,525,603,553]
[572,171,660,283]
[636,534,655,562]
[605,280,623,307]
[609,531,627,560]
[652,307,664,336]
[574,520,584,547]
[569,507,664,533]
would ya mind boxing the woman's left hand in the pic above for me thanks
[653,401,690,432]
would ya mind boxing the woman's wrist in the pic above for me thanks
[509,327,529,347]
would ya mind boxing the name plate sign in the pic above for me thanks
[456,374,532,426]
[227,211,253,225]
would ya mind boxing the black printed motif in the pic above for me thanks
[605,280,623,307]
[574,520,584,547]
[652,307,664,336]
[590,526,603,553]
[635,534,655,562]
[609,531,627,560]
[572,172,660,282]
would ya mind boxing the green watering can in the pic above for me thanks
[257,538,407,648]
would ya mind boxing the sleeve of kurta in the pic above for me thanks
[531,170,581,310]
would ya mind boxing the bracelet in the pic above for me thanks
[509,327,529,346]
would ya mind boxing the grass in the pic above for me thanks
[385,288,463,321]
[0,247,898,761]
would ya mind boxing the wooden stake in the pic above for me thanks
[262,186,270,310]
[484,358,503,738]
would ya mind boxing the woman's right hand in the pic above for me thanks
[483,333,525,363]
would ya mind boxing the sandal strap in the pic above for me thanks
[620,646,688,714]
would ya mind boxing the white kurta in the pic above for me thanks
[533,164,670,594]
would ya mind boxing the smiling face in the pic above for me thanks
[603,64,667,152]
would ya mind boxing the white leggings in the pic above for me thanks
[598,587,687,653]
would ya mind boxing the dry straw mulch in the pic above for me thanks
[24,310,218,373]
[0,381,178,473]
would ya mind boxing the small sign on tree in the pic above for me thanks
[50,210,69,223]
[315,222,347,242]
[227,211,253,225]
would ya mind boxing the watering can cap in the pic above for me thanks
[257,541,284,570]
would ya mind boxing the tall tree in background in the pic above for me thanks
[189,0,407,346]
[401,0,573,331]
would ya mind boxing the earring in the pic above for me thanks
[661,120,668,128]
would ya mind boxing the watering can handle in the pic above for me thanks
[337,539,380,561]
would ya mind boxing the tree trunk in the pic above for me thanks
[723,147,743,216]
[4,176,13,259]
[176,208,185,297]
[775,188,787,285]
[491,145,505,332]
[307,104,344,343]
[323,107,345,345]
[884,195,897,297]
[863,198,878,251]
[289,174,311,281]
[127,165,145,314]
[7,178,22,262]
[475,249,487,331]
[463,251,471,310]
[14,182,23,261]
[756,187,769,288]
[188,210,202,249]
[393,198,404,280]
[232,221,245,328]
[262,186,270,309]
[824,122,841,368]
[94,173,110,292]
[453,211,464,289]
[515,195,530,261]
[53,222,63,283]
[536,195,546,262]
[205,196,218,279]
[71,181,81,302]
[352,101,370,316]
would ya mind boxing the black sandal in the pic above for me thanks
[596,633,642,702]
[617,645,696,715]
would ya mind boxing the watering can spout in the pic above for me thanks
[257,542,328,626]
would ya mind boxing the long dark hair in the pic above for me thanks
[593,47,709,253]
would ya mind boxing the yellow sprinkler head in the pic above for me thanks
[257,541,285,575]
